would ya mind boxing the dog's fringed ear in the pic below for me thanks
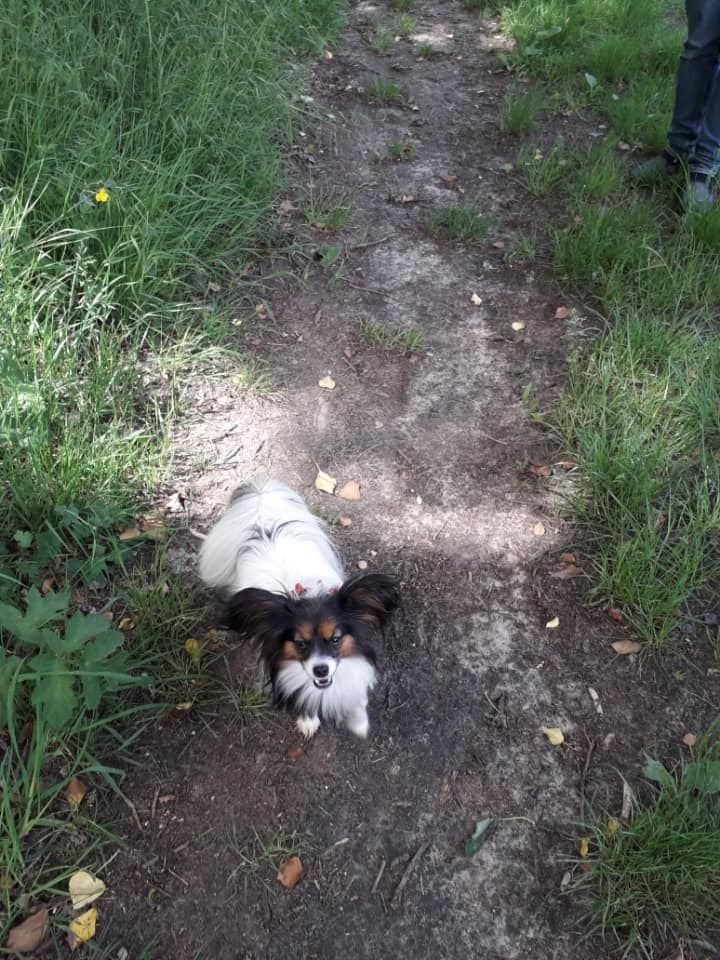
[224,588,295,643]
[337,574,399,629]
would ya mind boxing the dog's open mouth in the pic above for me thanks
[313,677,333,689]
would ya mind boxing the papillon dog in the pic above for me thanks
[198,480,399,739]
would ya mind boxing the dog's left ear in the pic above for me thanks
[337,573,399,629]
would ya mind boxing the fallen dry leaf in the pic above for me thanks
[339,516,353,527]
[511,320,525,332]
[558,460,578,471]
[611,640,641,655]
[337,480,361,501]
[140,518,167,542]
[492,240,506,250]
[560,553,577,565]
[69,908,97,943]
[65,777,88,812]
[554,306,571,319]
[69,871,106,910]
[606,818,621,838]
[184,637,202,668]
[545,617,560,629]
[607,607,624,622]
[529,463,552,478]
[314,469,337,495]
[682,732,697,747]
[40,576,54,595]
[357,559,368,571]
[287,746,304,760]
[117,617,135,632]
[542,726,565,746]
[439,174,458,184]
[470,292,482,305]
[318,374,336,390]
[578,837,590,858]
[533,522,545,536]
[118,526,142,541]
[5,909,49,952]
[277,856,303,889]
[551,563,583,579]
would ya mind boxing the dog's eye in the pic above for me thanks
[295,640,309,653]
[331,634,342,645]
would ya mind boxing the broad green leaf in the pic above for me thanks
[81,673,102,711]
[13,530,33,550]
[81,630,124,664]
[683,760,720,795]
[642,756,675,789]
[25,587,70,626]
[0,650,23,724]
[465,818,495,857]
[584,73,598,90]
[535,25,563,40]
[29,658,76,730]
[64,612,119,654]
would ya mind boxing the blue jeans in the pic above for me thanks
[668,0,720,175]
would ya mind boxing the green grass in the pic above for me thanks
[499,85,546,134]
[415,41,434,58]
[367,77,404,104]
[576,730,720,958]
[394,13,416,36]
[368,21,394,55]
[228,827,309,894]
[390,0,414,10]
[0,0,344,942]
[304,186,352,231]
[360,321,427,354]
[387,139,415,161]
[516,139,568,196]
[425,203,490,243]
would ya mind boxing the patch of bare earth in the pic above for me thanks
[106,2,718,957]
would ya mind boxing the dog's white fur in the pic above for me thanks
[199,480,344,597]
[198,481,375,738]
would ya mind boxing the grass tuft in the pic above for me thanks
[425,203,490,243]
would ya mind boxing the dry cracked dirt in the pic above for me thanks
[106,2,719,957]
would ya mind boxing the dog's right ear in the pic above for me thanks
[224,588,295,643]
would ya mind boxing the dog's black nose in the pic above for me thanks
[313,663,330,678]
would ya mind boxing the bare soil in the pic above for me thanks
[105,2,719,957]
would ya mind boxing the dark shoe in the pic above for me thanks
[683,175,715,212]
[631,150,682,183]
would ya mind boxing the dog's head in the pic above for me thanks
[225,573,399,688]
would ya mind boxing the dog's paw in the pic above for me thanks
[346,708,369,739]
[296,715,321,739]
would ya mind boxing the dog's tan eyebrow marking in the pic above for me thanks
[280,641,303,661]
[339,634,356,657]
[296,623,313,642]
[317,618,338,641]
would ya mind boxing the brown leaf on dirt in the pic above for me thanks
[554,306,571,319]
[277,856,303,889]
[337,480,361,501]
[40,576,54,595]
[607,607,625,623]
[611,640,641,655]
[552,564,583,579]
[287,746,305,760]
[140,518,167,542]
[118,526,142,541]
[439,174,458,184]
[5,909,49,952]
[69,871,106,910]
[65,777,88,812]
[339,516,353,527]
[492,240,505,250]
[529,463,552,478]
[682,732,697,747]
[558,460,578,471]
[560,553,577,564]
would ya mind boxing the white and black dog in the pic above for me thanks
[199,481,398,739]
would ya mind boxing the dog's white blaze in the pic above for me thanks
[276,656,376,724]
[198,481,343,595]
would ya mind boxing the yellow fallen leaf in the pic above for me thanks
[69,908,97,943]
[65,777,88,812]
[69,871,106,910]
[611,640,641,655]
[579,837,590,858]
[545,616,560,629]
[533,522,545,536]
[542,726,564,745]
[5,909,49,952]
[314,469,337,495]
[118,526,142,541]
[318,375,336,390]
[184,637,202,667]
[606,818,621,837]
[470,292,482,305]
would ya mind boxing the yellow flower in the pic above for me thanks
[94,187,110,203]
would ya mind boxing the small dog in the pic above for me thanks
[199,480,399,739]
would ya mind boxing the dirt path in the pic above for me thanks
[107,3,713,957]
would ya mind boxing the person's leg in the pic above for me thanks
[668,0,720,162]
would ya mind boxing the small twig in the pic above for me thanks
[477,429,509,446]
[188,527,207,540]
[390,841,430,909]
[371,859,386,894]
[167,868,189,888]
[579,733,596,822]
[337,275,395,300]
[320,837,350,858]
[348,233,395,251]
[151,786,161,820]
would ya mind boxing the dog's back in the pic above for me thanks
[198,480,343,596]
